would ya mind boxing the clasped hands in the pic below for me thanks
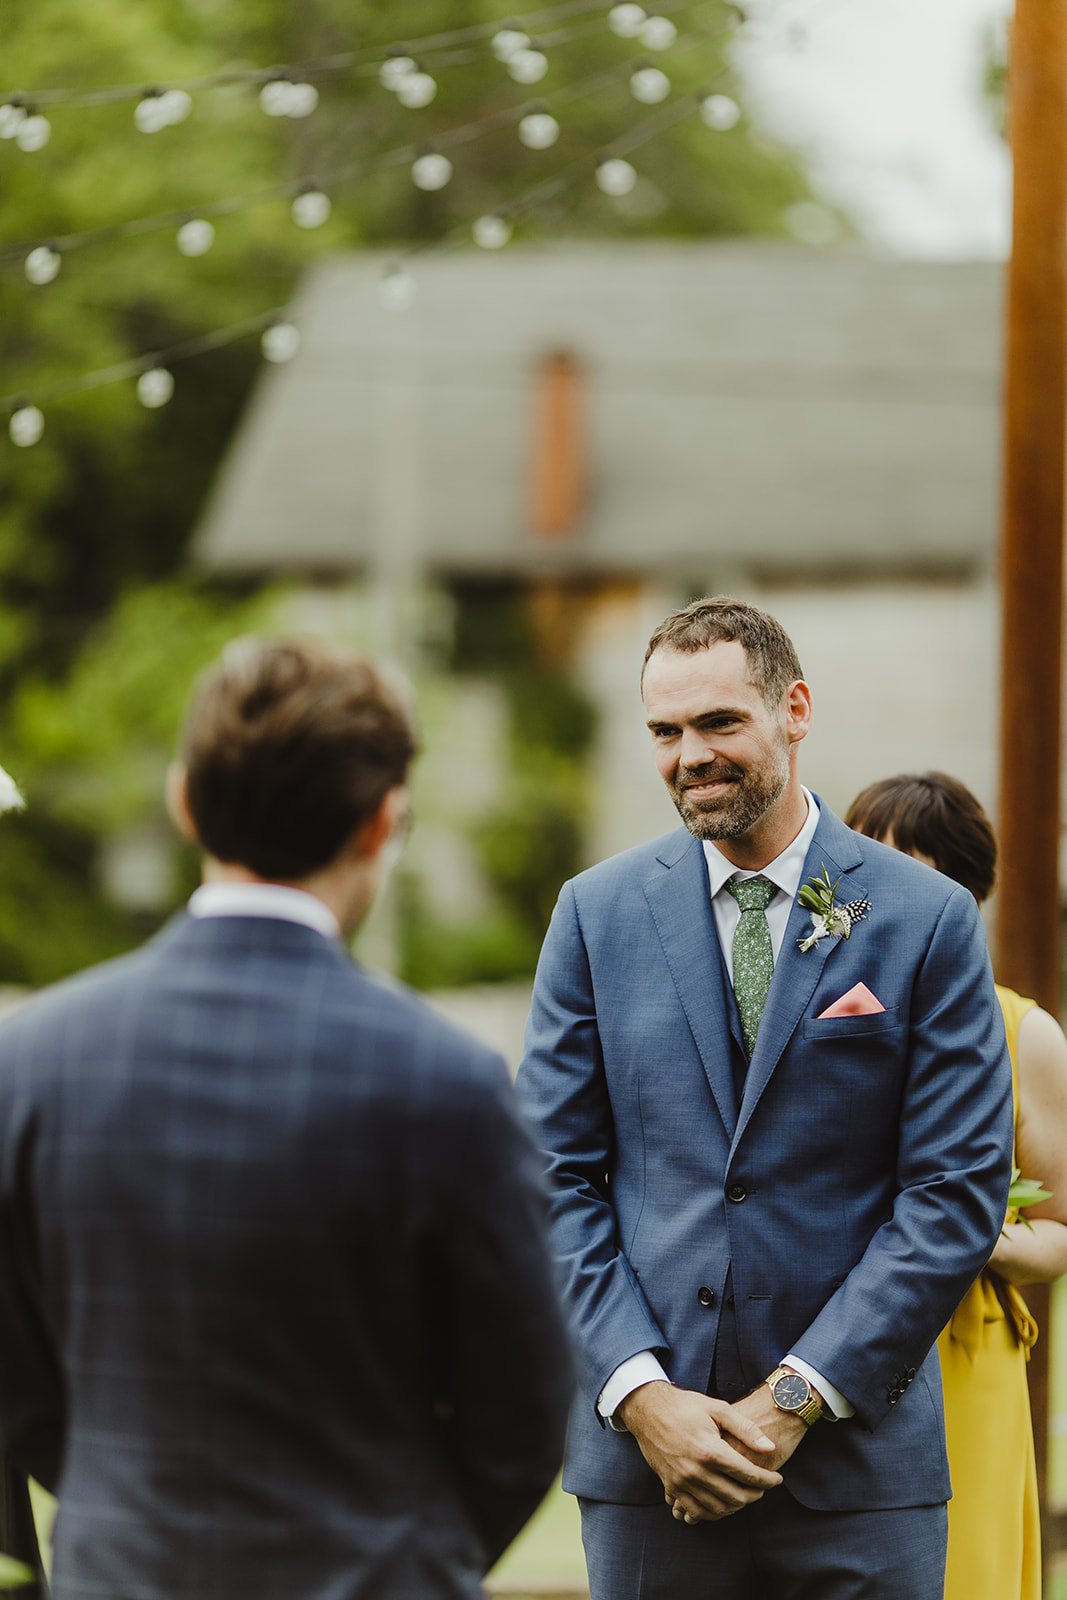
[615,1379,809,1526]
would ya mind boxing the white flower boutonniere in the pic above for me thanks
[797,864,870,953]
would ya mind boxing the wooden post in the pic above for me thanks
[997,0,1067,1549]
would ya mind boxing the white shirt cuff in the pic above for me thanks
[597,1351,671,1430]
[781,1355,854,1419]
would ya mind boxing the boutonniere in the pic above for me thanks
[797,865,870,953]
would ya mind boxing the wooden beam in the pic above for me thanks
[997,0,1067,1545]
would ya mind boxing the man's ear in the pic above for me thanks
[165,763,200,844]
[352,785,409,864]
[783,679,813,745]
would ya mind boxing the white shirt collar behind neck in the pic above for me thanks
[702,787,820,904]
[187,881,341,941]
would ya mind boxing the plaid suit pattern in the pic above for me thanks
[0,914,572,1600]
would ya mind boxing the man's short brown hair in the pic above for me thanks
[642,596,804,706]
[845,771,997,904]
[182,638,417,880]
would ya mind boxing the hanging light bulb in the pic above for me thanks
[638,14,676,49]
[0,104,27,139]
[411,152,452,191]
[284,82,319,117]
[630,66,670,103]
[159,89,192,124]
[472,213,512,249]
[518,111,560,149]
[508,49,549,84]
[176,218,215,256]
[135,91,169,132]
[610,3,646,35]
[261,322,301,363]
[492,29,530,60]
[291,189,331,228]
[9,407,44,448]
[259,79,294,117]
[379,56,417,90]
[24,246,60,285]
[137,368,175,409]
[379,263,416,311]
[15,113,50,152]
[396,72,437,108]
[701,93,741,130]
[596,157,637,196]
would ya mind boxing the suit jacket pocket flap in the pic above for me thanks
[803,1005,901,1041]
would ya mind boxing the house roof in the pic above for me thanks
[194,242,1001,579]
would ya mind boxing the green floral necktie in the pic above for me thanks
[725,875,777,1058]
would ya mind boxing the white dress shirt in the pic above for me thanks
[598,791,855,1425]
[187,881,341,941]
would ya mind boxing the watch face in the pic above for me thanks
[771,1372,810,1412]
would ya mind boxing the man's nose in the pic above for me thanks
[678,727,716,768]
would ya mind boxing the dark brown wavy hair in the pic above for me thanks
[845,771,996,904]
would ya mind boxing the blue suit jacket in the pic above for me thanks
[517,801,1013,1511]
[0,914,573,1600]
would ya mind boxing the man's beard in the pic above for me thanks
[668,744,790,841]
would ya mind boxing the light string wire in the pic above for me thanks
[0,81,722,416]
[0,0,728,108]
[0,18,724,266]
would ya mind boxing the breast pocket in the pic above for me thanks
[803,1005,901,1042]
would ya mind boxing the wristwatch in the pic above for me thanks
[766,1365,824,1426]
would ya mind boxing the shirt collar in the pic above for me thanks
[702,787,820,903]
[187,881,341,941]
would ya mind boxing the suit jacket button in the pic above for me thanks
[888,1388,901,1404]
[727,1183,747,1202]
[697,1287,715,1307]
[907,1368,916,1381]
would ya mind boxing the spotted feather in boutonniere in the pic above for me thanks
[797,865,870,953]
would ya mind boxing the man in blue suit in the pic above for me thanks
[517,597,1013,1598]
[0,638,572,1600]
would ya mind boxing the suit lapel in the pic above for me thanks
[732,804,867,1150]
[643,832,744,1137]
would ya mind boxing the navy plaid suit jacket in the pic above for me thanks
[0,912,572,1599]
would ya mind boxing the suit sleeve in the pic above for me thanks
[515,882,670,1413]
[789,884,1014,1430]
[417,1049,574,1571]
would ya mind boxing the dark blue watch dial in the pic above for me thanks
[772,1373,810,1411]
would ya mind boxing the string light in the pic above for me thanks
[639,15,677,48]
[290,189,331,227]
[136,367,174,408]
[700,92,739,129]
[0,104,26,138]
[472,212,513,248]
[395,72,437,109]
[596,156,637,194]
[134,88,192,132]
[609,4,646,37]
[9,406,43,447]
[508,49,550,84]
[630,66,670,103]
[259,79,319,118]
[176,218,215,256]
[24,246,60,285]
[379,263,417,311]
[379,56,417,90]
[519,110,560,148]
[492,29,531,60]
[15,113,50,151]
[261,322,300,362]
[411,151,453,190]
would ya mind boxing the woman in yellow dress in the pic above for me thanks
[847,772,1067,1600]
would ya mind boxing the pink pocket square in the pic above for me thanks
[817,982,886,1019]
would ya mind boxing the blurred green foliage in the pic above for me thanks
[0,0,815,986]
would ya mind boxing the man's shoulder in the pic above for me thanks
[831,819,970,911]
[568,828,696,896]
